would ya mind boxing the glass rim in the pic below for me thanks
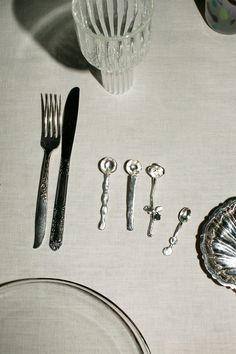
[72,0,154,41]
[0,277,151,353]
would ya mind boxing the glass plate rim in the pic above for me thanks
[0,277,151,354]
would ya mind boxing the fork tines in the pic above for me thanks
[41,94,61,138]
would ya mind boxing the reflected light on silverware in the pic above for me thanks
[200,197,236,289]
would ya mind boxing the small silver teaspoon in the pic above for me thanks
[162,207,191,256]
[144,163,165,237]
[125,159,142,231]
[98,157,117,230]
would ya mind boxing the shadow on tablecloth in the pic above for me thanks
[12,0,90,71]
[193,0,206,22]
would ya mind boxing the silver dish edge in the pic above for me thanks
[200,197,236,290]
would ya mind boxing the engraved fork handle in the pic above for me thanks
[49,159,70,251]
[98,174,110,230]
[34,151,51,248]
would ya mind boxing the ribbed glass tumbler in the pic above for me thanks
[72,0,153,94]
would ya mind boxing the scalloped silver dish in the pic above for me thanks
[200,197,236,289]
[0,278,150,353]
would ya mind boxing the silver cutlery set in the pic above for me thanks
[34,87,80,251]
[34,87,190,254]
[98,157,191,254]
[32,86,236,286]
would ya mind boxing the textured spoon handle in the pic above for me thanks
[162,222,183,256]
[49,159,70,251]
[34,151,50,248]
[98,174,110,230]
[147,215,154,237]
[127,175,136,231]
[173,221,183,240]
[149,177,157,208]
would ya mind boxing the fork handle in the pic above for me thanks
[49,159,70,251]
[34,151,51,248]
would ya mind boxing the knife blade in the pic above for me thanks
[49,87,80,251]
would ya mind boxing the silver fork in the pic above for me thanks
[33,93,61,249]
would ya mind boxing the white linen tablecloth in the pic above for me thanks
[1,0,236,353]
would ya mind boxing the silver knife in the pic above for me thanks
[49,87,80,251]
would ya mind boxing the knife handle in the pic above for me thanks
[49,159,70,251]
[34,151,51,248]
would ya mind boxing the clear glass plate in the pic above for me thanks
[0,278,150,354]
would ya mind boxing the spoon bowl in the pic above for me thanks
[178,207,191,223]
[99,157,117,174]
[125,160,142,176]
[146,163,165,179]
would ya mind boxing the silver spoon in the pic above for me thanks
[144,163,165,237]
[98,157,117,230]
[125,159,142,231]
[162,207,191,256]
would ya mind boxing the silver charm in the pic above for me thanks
[125,159,142,231]
[162,207,191,256]
[144,163,165,237]
[98,157,117,230]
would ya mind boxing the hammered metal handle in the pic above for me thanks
[125,159,142,231]
[126,175,136,231]
[98,157,117,230]
[98,174,110,230]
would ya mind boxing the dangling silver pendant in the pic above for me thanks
[162,207,191,256]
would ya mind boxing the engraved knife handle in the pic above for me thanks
[34,151,51,248]
[98,174,110,230]
[127,175,136,231]
[49,159,70,251]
